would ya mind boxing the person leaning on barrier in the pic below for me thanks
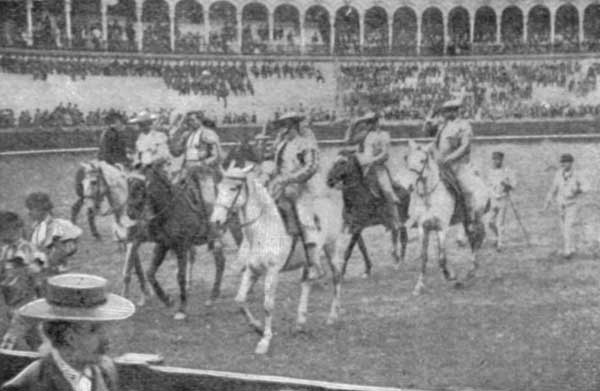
[1,273,135,391]
[543,153,588,259]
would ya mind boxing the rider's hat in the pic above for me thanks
[129,110,158,124]
[560,153,574,163]
[354,111,379,126]
[272,111,305,126]
[17,273,135,322]
[441,97,463,111]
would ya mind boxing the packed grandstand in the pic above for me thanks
[1,0,600,127]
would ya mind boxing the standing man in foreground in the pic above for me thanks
[543,153,587,258]
[486,151,517,251]
[1,273,135,391]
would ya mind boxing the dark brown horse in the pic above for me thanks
[126,165,226,320]
[326,150,410,278]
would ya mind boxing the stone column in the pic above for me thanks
[578,6,584,45]
[136,0,143,51]
[550,8,555,48]
[169,4,175,51]
[523,12,528,43]
[330,14,335,54]
[496,10,501,43]
[26,0,33,46]
[268,9,274,43]
[101,2,108,46]
[65,0,72,48]
[299,9,305,54]
[470,11,475,43]
[443,12,449,54]
[204,6,210,49]
[416,13,421,55]
[358,10,364,51]
[388,17,393,53]
[236,7,242,52]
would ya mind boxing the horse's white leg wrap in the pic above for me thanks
[325,242,342,325]
[296,278,311,328]
[413,227,428,296]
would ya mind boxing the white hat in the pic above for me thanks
[273,111,305,124]
[441,98,463,110]
[129,110,158,124]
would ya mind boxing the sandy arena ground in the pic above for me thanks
[2,141,600,391]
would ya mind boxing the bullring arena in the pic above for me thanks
[3,0,600,389]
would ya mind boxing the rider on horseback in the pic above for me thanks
[431,97,480,234]
[345,111,402,231]
[180,111,223,207]
[98,111,131,169]
[131,110,170,171]
[267,112,325,280]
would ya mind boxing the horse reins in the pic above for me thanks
[214,177,264,229]
[409,153,440,207]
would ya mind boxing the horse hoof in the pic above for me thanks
[165,297,174,308]
[174,312,187,321]
[361,272,370,280]
[294,322,306,334]
[326,315,338,326]
[254,339,270,355]
[205,299,214,307]
[137,296,147,307]
[412,285,425,296]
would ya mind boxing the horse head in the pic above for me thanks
[211,163,255,227]
[79,161,106,199]
[405,140,437,193]
[326,150,362,189]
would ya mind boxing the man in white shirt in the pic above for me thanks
[543,153,587,258]
[130,110,170,169]
[486,151,516,250]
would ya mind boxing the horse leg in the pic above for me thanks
[186,247,196,288]
[323,241,343,326]
[71,196,84,224]
[235,265,263,334]
[132,242,151,305]
[207,246,226,307]
[436,229,455,281]
[295,267,311,332]
[399,226,408,262]
[255,268,279,355]
[122,242,134,298]
[147,243,173,307]
[174,245,188,320]
[413,227,429,296]
[341,233,359,278]
[228,212,244,248]
[391,228,401,268]
[356,234,372,278]
[87,207,101,240]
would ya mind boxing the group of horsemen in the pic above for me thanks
[98,96,504,280]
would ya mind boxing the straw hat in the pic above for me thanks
[17,274,135,322]
[128,110,158,124]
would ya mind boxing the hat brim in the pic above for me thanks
[18,293,135,322]
[272,115,305,125]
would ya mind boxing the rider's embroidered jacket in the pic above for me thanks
[435,118,473,167]
[273,127,321,196]
[184,126,223,168]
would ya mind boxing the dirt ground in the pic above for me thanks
[2,141,600,391]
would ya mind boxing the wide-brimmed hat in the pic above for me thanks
[560,153,574,163]
[18,274,135,322]
[25,192,53,212]
[129,110,158,124]
[272,111,305,126]
[441,98,463,110]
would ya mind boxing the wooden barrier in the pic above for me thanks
[0,350,489,391]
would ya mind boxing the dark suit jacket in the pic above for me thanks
[1,355,119,391]
[98,127,129,166]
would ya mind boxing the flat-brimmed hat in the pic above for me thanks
[129,110,158,124]
[18,274,135,322]
[441,98,463,110]
[560,153,574,163]
[272,111,305,126]
[25,192,53,212]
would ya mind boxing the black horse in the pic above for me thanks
[126,165,227,320]
[326,151,410,277]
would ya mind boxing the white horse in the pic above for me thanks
[210,163,347,355]
[405,140,490,295]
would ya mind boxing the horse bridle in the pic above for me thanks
[409,151,439,205]
[214,177,264,229]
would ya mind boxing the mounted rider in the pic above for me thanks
[178,110,223,207]
[344,111,402,230]
[267,112,325,279]
[130,110,170,174]
[98,111,131,169]
[431,96,484,234]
